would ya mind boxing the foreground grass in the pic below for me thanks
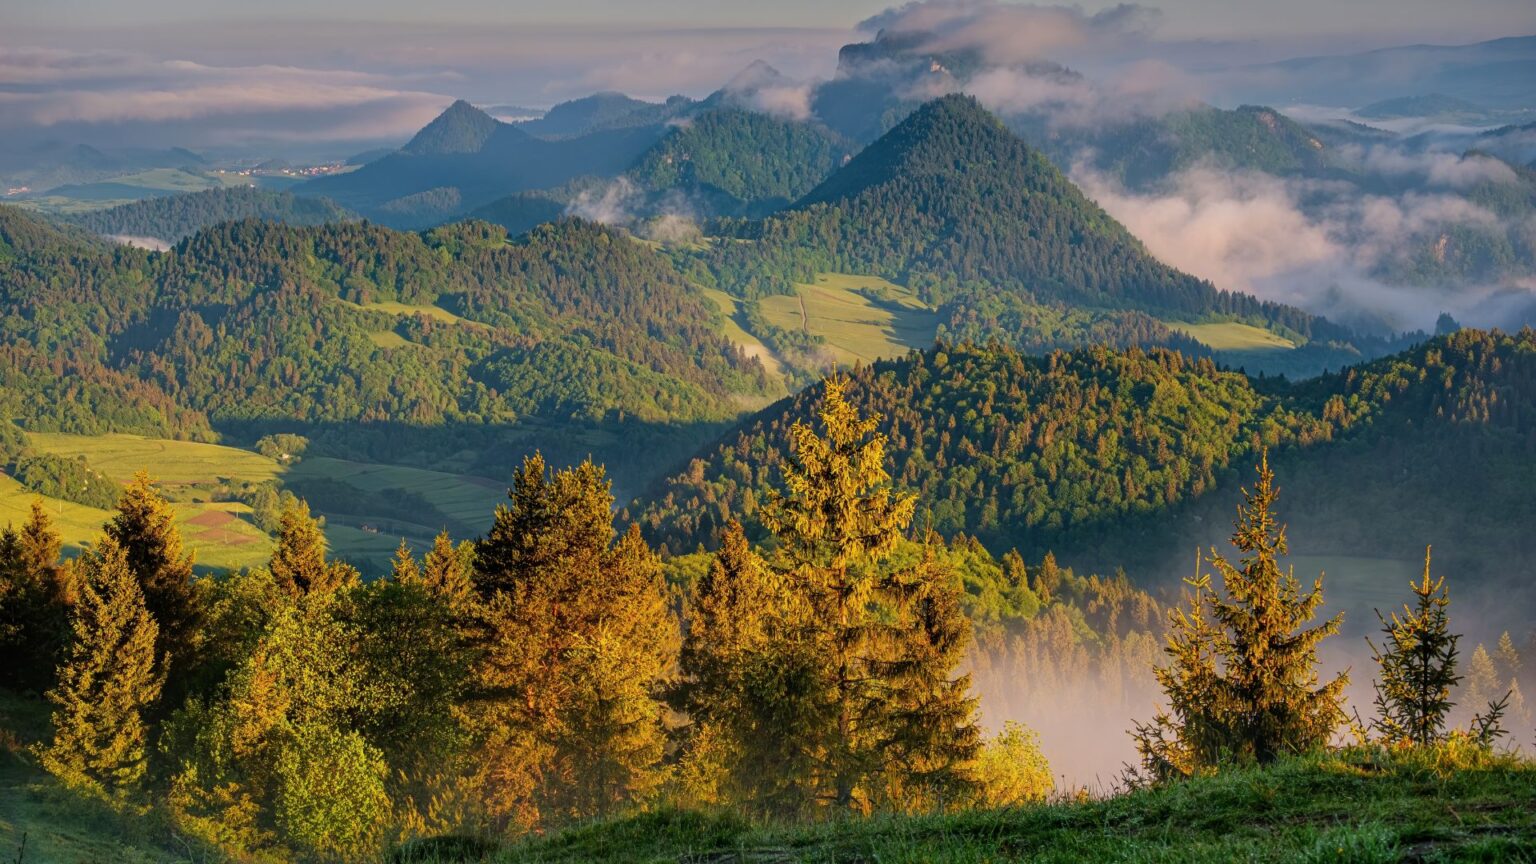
[501,750,1536,863]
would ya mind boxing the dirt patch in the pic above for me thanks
[196,527,257,546]
[185,510,237,528]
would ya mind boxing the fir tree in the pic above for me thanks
[761,376,979,812]
[1368,547,1461,745]
[268,499,356,598]
[106,472,203,699]
[1465,644,1500,711]
[0,500,71,692]
[1134,455,1346,776]
[37,535,165,797]
[471,456,676,828]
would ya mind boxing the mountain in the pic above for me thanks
[627,108,851,215]
[299,101,668,228]
[1225,35,1536,110]
[0,205,770,491]
[65,187,355,243]
[1015,105,1333,191]
[0,142,207,192]
[1357,93,1494,121]
[400,99,502,155]
[519,92,695,139]
[632,329,1536,588]
[701,95,1356,367]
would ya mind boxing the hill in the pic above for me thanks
[0,205,770,496]
[629,108,851,215]
[65,186,354,243]
[698,95,1363,371]
[501,749,1536,863]
[632,329,1536,589]
[519,92,694,138]
[299,101,667,227]
[1358,92,1493,120]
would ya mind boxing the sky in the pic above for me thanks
[2,0,1534,154]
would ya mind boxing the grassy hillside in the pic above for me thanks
[758,273,939,365]
[1169,321,1296,352]
[502,748,1536,863]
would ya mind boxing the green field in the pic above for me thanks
[1169,321,1296,351]
[760,273,939,366]
[6,432,510,573]
[347,300,480,327]
[701,286,787,386]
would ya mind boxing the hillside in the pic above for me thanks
[500,749,1536,863]
[65,186,354,243]
[629,109,850,214]
[0,206,769,495]
[632,329,1536,587]
[699,96,1363,371]
[299,101,666,227]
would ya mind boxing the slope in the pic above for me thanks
[65,186,354,243]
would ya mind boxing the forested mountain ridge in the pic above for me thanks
[0,205,769,480]
[632,327,1536,575]
[64,186,355,243]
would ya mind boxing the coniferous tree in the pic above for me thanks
[37,535,165,798]
[470,455,676,829]
[106,472,203,699]
[0,500,71,692]
[1368,547,1461,746]
[268,499,357,598]
[1465,644,1500,711]
[1134,455,1346,776]
[761,376,980,812]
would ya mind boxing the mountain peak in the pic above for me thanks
[402,99,502,155]
[796,94,1004,207]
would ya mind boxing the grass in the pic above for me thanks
[501,749,1536,863]
[759,273,939,366]
[368,329,418,349]
[7,432,512,573]
[1168,321,1296,352]
[346,300,481,327]
[701,287,788,388]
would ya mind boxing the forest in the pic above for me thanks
[2,376,1533,862]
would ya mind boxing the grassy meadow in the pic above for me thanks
[760,273,939,365]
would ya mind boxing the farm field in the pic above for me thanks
[9,431,512,572]
[759,273,939,365]
[1168,320,1296,351]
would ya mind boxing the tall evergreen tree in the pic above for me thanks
[470,456,676,829]
[761,376,979,812]
[0,500,71,692]
[37,535,165,798]
[1368,547,1461,745]
[106,472,203,699]
[1134,454,1346,776]
[268,499,357,598]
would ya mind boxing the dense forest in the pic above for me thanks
[2,376,1531,862]
[65,187,355,243]
[0,205,769,488]
[632,328,1536,581]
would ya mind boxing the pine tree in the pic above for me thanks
[37,535,165,798]
[1494,631,1521,683]
[761,376,979,812]
[106,472,203,699]
[268,499,356,598]
[470,456,676,829]
[1368,547,1461,746]
[1134,455,1346,776]
[0,500,71,692]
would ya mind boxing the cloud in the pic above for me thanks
[858,1,1161,66]
[1073,161,1530,332]
[720,61,817,121]
[0,48,451,144]
[565,176,642,225]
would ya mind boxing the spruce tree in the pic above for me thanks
[761,376,979,812]
[1368,547,1461,745]
[471,456,676,828]
[106,472,203,699]
[268,499,356,598]
[1134,454,1346,775]
[0,500,71,692]
[38,535,165,798]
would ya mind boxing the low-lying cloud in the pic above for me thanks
[1074,160,1533,332]
[858,1,1161,66]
